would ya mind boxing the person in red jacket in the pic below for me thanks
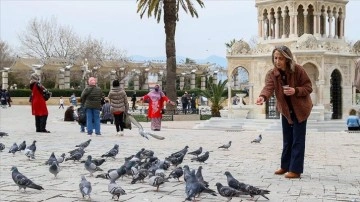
[256,45,313,179]
[30,73,50,133]
[141,84,175,131]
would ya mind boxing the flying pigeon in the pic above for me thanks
[167,167,184,181]
[17,141,26,151]
[0,131,8,137]
[84,155,103,176]
[79,175,92,199]
[127,113,165,140]
[224,171,270,200]
[188,147,202,157]
[0,143,5,151]
[101,144,119,159]
[11,166,44,191]
[24,140,37,160]
[251,134,262,143]
[108,179,126,200]
[8,143,19,155]
[49,161,61,178]
[218,141,232,150]
[216,182,249,201]
[191,151,210,163]
[75,139,91,148]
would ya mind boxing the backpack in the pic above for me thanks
[77,106,87,125]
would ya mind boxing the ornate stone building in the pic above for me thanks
[227,0,359,120]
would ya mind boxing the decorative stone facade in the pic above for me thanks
[227,0,359,120]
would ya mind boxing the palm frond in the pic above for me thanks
[200,79,228,117]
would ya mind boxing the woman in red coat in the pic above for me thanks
[141,84,175,131]
[30,73,50,133]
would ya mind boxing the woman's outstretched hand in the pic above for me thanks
[255,97,264,105]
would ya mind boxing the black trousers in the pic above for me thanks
[114,113,125,132]
[35,115,48,132]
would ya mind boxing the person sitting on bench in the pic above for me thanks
[347,109,360,131]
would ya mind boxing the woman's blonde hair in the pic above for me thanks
[272,45,296,72]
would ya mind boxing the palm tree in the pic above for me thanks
[201,79,228,117]
[136,0,205,110]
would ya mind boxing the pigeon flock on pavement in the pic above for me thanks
[0,131,269,201]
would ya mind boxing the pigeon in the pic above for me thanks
[127,113,165,140]
[108,179,126,200]
[185,169,216,201]
[11,166,44,191]
[169,145,189,158]
[17,141,26,151]
[80,158,106,166]
[65,148,85,162]
[8,143,19,155]
[155,169,167,179]
[148,175,166,192]
[56,153,66,163]
[183,165,191,182]
[166,153,185,167]
[0,143,5,151]
[79,175,92,198]
[218,141,232,150]
[191,151,209,163]
[224,171,270,200]
[188,147,202,157]
[45,152,57,165]
[251,134,262,143]
[49,161,61,178]
[76,139,91,148]
[68,147,85,156]
[24,140,37,160]
[141,149,155,159]
[131,169,149,184]
[84,155,103,176]
[216,182,249,201]
[167,166,183,181]
[96,166,126,181]
[0,131,8,137]
[101,144,119,159]
[196,166,209,187]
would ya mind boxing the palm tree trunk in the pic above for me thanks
[163,0,177,111]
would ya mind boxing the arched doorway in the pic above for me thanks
[330,69,342,119]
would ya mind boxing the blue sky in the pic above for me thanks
[1,0,359,60]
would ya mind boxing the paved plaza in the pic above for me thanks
[0,105,360,202]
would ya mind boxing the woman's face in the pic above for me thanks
[273,50,286,71]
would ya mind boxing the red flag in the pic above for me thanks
[355,58,360,91]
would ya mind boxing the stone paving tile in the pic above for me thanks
[1,106,360,202]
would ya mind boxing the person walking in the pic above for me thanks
[181,92,189,114]
[29,73,51,133]
[80,77,103,136]
[59,96,65,109]
[141,84,175,131]
[108,80,128,136]
[131,92,137,112]
[255,45,313,179]
[346,109,360,131]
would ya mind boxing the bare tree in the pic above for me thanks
[0,40,15,68]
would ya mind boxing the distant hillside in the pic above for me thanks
[129,55,227,68]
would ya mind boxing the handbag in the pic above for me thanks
[43,89,52,101]
[123,112,132,130]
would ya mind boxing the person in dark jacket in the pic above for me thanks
[30,73,50,133]
[80,77,103,136]
[256,45,313,179]
[131,92,137,112]
[64,106,76,121]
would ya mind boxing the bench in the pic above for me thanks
[345,130,360,133]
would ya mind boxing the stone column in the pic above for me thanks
[275,13,280,39]
[64,67,70,89]
[314,12,321,37]
[304,11,308,34]
[179,73,185,90]
[200,75,206,90]
[282,12,287,38]
[334,13,339,39]
[270,15,275,39]
[233,72,239,90]
[318,79,324,105]
[1,68,9,90]
[190,71,196,89]
[142,69,149,90]
[158,71,163,87]
[322,10,327,38]
[258,17,263,38]
[340,15,345,39]
[213,72,218,85]
[328,12,333,38]
[110,70,116,90]
[289,13,295,37]
[119,68,125,89]
[134,74,139,91]
[58,69,65,89]
[294,12,298,37]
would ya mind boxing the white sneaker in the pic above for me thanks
[116,132,120,136]
[119,132,124,136]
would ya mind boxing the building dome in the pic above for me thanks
[353,40,360,53]
[296,34,320,49]
[230,39,250,55]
